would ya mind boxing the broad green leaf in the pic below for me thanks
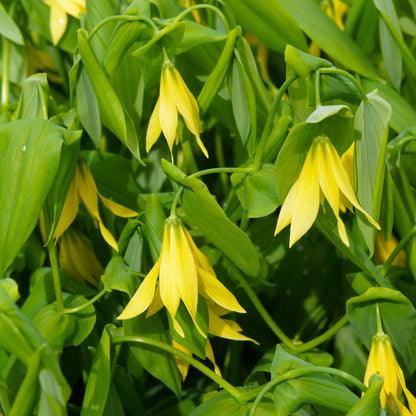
[33,293,96,351]
[161,160,259,276]
[143,193,166,262]
[0,119,65,276]
[231,164,280,218]
[224,0,307,53]
[198,26,241,114]
[123,313,182,398]
[76,68,101,147]
[285,45,332,78]
[81,324,113,416]
[0,3,24,44]
[275,105,353,201]
[77,29,141,161]
[38,369,66,416]
[346,287,416,375]
[346,374,383,416]
[102,256,138,297]
[271,346,359,416]
[12,73,49,120]
[354,90,391,254]
[277,0,379,79]
[362,79,416,133]
[123,229,145,272]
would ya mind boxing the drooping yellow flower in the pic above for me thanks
[274,136,380,247]
[117,216,246,337]
[59,228,103,286]
[146,62,208,159]
[364,331,416,415]
[54,160,137,251]
[43,0,86,45]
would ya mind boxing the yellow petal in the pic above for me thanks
[77,162,100,219]
[53,170,79,241]
[208,308,258,344]
[56,0,85,17]
[325,140,380,230]
[172,339,191,381]
[117,257,161,320]
[146,285,164,317]
[159,66,178,153]
[146,99,162,153]
[289,145,320,247]
[49,4,67,45]
[97,221,119,251]
[205,339,221,377]
[159,223,181,320]
[99,193,137,218]
[274,180,297,236]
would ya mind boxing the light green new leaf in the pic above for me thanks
[0,2,24,44]
[0,119,65,276]
[224,0,307,53]
[161,160,259,277]
[278,0,379,79]
[347,287,416,375]
[354,90,391,254]
[77,29,141,161]
[102,256,138,297]
[13,73,49,120]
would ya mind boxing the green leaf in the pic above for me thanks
[346,287,416,375]
[224,0,307,53]
[271,346,359,416]
[161,160,259,276]
[102,256,138,297]
[38,369,67,416]
[0,3,24,44]
[346,374,383,416]
[277,0,379,79]
[0,119,64,276]
[354,90,391,254]
[77,29,141,161]
[285,45,332,78]
[81,324,114,416]
[33,293,96,351]
[0,277,19,302]
[124,314,182,398]
[143,193,166,262]
[12,73,49,120]
[231,164,280,218]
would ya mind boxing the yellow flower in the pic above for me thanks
[117,216,246,337]
[59,228,103,286]
[364,331,416,415]
[146,62,208,159]
[43,0,86,45]
[375,232,407,267]
[54,160,137,252]
[274,136,379,247]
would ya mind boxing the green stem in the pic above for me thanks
[64,289,107,314]
[174,4,230,32]
[248,366,366,416]
[381,224,416,275]
[170,186,184,217]
[252,74,298,171]
[43,205,65,314]
[319,68,368,102]
[291,315,349,353]
[375,304,383,335]
[1,37,11,106]
[315,69,322,107]
[230,265,293,346]
[112,336,243,401]
[87,15,158,43]
[188,166,253,179]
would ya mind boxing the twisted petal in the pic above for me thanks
[172,339,191,381]
[159,66,178,153]
[117,257,161,320]
[146,98,162,152]
[99,193,137,218]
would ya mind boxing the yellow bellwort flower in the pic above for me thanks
[59,228,103,286]
[43,0,86,45]
[275,136,380,247]
[117,216,246,337]
[375,232,407,267]
[146,62,208,159]
[364,331,416,415]
[53,160,138,252]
